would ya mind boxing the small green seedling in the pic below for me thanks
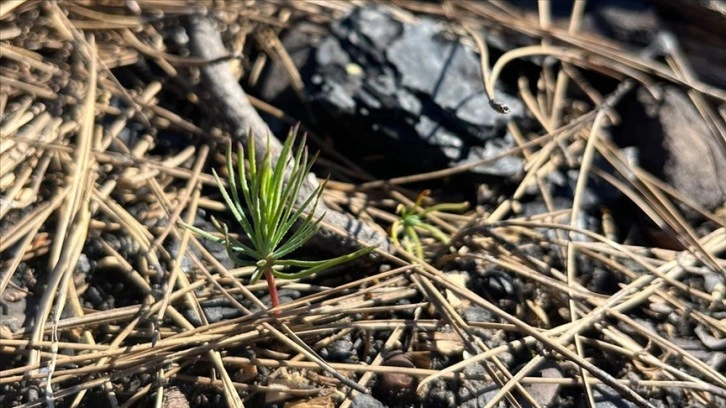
[390,190,468,260]
[182,130,374,311]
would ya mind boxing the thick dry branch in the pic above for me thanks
[184,15,391,253]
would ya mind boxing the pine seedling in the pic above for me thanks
[390,190,468,260]
[182,130,374,311]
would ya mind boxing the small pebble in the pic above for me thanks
[351,394,386,408]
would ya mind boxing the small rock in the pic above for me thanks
[522,361,564,407]
[459,363,499,407]
[0,295,26,333]
[617,86,726,211]
[75,253,93,275]
[308,5,529,178]
[582,384,638,408]
[431,331,465,357]
[377,353,417,400]
[462,305,494,323]
[420,379,455,408]
[486,270,515,296]
[351,394,386,408]
[322,336,358,362]
[198,304,242,324]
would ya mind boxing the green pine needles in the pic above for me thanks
[182,130,374,311]
[390,189,468,260]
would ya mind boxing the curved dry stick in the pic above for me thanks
[461,23,510,114]
[185,15,391,254]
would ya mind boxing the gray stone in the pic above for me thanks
[618,86,726,210]
[350,394,386,408]
[0,294,26,333]
[522,361,565,407]
[310,5,528,178]
[581,384,638,408]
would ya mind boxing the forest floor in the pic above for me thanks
[1,1,725,407]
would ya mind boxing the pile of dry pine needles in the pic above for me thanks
[1,1,725,407]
